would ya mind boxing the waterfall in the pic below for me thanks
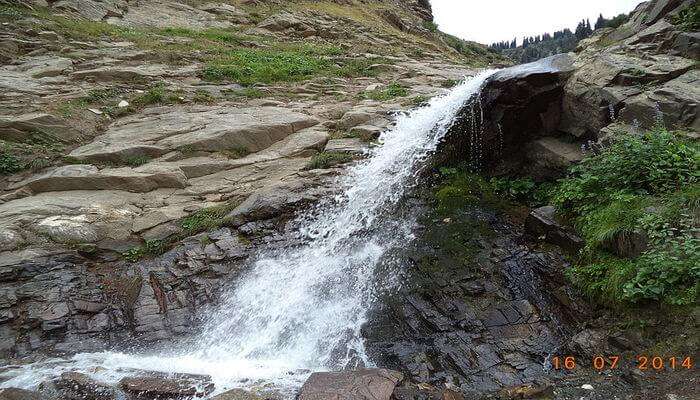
[0,70,496,396]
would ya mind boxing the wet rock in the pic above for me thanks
[211,389,262,400]
[119,373,214,399]
[525,206,584,253]
[446,54,576,169]
[298,369,404,400]
[53,371,117,400]
[0,388,45,400]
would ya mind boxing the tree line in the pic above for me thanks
[488,12,630,62]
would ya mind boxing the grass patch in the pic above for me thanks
[552,129,699,306]
[361,82,408,101]
[305,152,353,170]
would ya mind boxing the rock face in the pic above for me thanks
[445,0,697,177]
[298,369,404,400]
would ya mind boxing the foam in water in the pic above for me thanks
[0,70,497,397]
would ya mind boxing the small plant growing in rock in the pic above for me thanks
[0,151,22,175]
[304,152,353,170]
[361,82,408,101]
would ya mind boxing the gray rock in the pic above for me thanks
[525,206,584,253]
[0,113,81,143]
[298,369,404,400]
[211,389,262,400]
[69,106,318,163]
[525,137,584,180]
[9,164,188,195]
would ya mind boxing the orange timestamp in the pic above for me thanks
[550,355,693,371]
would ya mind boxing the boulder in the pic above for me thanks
[525,206,584,253]
[298,369,404,400]
[107,0,232,29]
[119,373,214,399]
[525,137,584,180]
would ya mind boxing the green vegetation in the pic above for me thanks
[123,240,168,262]
[122,202,239,261]
[0,136,65,175]
[361,82,408,101]
[671,4,699,31]
[123,155,151,167]
[305,152,353,170]
[552,129,699,306]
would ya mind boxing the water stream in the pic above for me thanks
[0,70,497,397]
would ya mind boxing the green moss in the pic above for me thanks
[305,152,353,170]
[671,4,699,31]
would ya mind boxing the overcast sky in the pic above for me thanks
[431,0,643,45]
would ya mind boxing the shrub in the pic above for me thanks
[671,4,699,31]
[553,130,700,306]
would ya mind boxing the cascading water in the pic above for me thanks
[0,70,496,397]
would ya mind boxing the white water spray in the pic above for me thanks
[0,70,496,397]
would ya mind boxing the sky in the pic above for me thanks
[431,0,643,45]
